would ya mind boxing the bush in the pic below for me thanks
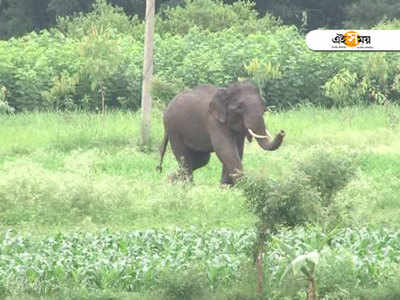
[343,0,400,29]
[296,148,358,205]
[157,0,281,36]
[239,148,357,231]
[0,29,143,112]
[355,278,400,300]
[324,69,369,106]
[158,267,208,300]
[0,157,132,225]
[56,0,142,39]
[0,0,144,112]
[239,171,322,230]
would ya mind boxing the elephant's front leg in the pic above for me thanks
[220,136,245,185]
[211,132,243,185]
[221,165,235,185]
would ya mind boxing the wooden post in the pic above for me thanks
[141,0,155,149]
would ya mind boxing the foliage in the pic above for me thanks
[150,77,184,105]
[0,107,399,297]
[2,0,398,41]
[0,0,145,40]
[239,148,357,231]
[0,106,399,228]
[356,277,400,300]
[2,1,400,111]
[324,69,369,106]
[374,18,400,29]
[343,0,400,28]
[0,228,254,296]
[324,50,400,108]
[158,266,208,300]
[155,25,339,108]
[156,0,281,36]
[0,28,143,112]
[55,0,141,38]
[0,158,132,225]
[239,171,322,231]
[0,0,51,39]
[238,147,357,296]
[1,227,400,298]
[296,148,358,205]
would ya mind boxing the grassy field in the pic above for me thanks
[1,105,400,299]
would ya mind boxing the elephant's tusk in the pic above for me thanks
[248,128,272,139]
[265,129,273,140]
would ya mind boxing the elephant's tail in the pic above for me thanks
[156,132,169,173]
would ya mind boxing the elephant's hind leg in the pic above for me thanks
[168,134,194,182]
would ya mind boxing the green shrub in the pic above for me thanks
[158,267,208,300]
[324,69,369,106]
[55,0,142,39]
[355,277,400,300]
[316,248,368,298]
[296,148,358,205]
[0,157,132,225]
[374,18,400,29]
[238,148,358,297]
[239,171,322,231]
[0,29,143,112]
[150,77,184,104]
[0,0,144,112]
[157,0,281,36]
[239,148,357,231]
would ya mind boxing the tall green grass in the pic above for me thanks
[1,105,400,299]
[0,105,399,232]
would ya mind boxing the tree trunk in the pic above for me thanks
[307,277,317,300]
[255,226,267,297]
[256,247,265,296]
[140,0,155,149]
[100,84,105,115]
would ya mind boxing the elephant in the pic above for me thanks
[157,81,285,185]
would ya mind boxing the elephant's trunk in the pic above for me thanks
[245,115,285,151]
[253,129,285,151]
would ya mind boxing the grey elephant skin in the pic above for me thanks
[157,81,285,185]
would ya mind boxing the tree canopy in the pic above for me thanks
[1,0,400,39]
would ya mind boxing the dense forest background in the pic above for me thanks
[1,0,400,113]
[1,0,400,39]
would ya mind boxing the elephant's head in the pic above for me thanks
[209,81,285,150]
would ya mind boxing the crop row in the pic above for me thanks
[0,227,399,297]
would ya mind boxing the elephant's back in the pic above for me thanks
[165,85,218,118]
[163,85,217,151]
[170,85,217,105]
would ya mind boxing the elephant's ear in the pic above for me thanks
[209,88,228,124]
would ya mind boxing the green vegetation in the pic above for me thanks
[2,0,400,113]
[0,106,400,298]
[239,149,357,297]
[2,0,400,39]
[1,1,400,298]
[1,227,400,299]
